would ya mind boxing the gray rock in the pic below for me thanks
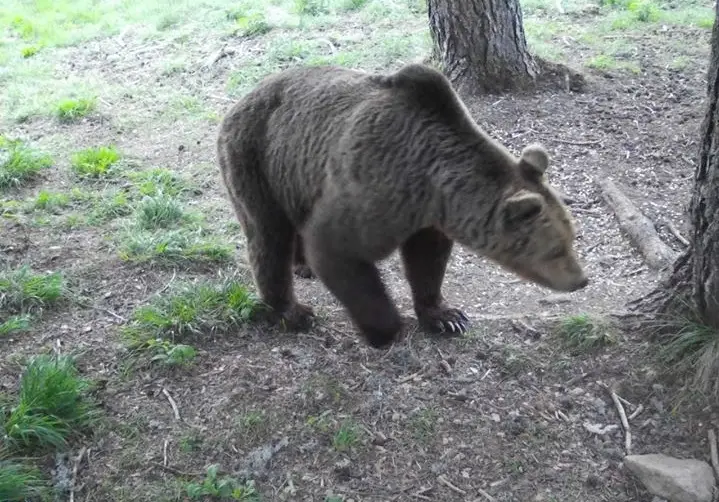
[624,453,716,502]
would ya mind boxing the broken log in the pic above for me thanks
[598,178,679,270]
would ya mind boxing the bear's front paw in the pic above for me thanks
[419,307,469,335]
[293,264,315,279]
[277,302,315,331]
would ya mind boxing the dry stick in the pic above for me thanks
[476,487,498,501]
[68,446,87,502]
[628,404,644,421]
[665,220,690,247]
[162,387,181,421]
[609,389,632,455]
[598,178,679,270]
[437,475,467,495]
[163,439,169,467]
[708,429,719,480]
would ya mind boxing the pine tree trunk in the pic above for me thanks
[427,0,585,96]
[688,1,719,328]
[633,1,719,328]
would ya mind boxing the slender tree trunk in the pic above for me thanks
[427,0,584,96]
[634,1,719,328]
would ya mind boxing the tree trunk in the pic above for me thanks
[427,0,585,96]
[633,0,719,329]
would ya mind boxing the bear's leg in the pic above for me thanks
[293,233,315,279]
[400,227,469,334]
[242,210,315,331]
[303,235,402,348]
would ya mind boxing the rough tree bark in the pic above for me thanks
[632,2,719,329]
[427,0,585,96]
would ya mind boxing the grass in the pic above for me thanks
[55,96,97,122]
[0,459,51,502]
[554,313,618,352]
[2,353,101,453]
[332,419,361,452]
[135,193,192,230]
[33,190,70,212]
[0,315,31,336]
[0,265,66,315]
[70,145,121,178]
[0,137,53,191]
[117,227,234,266]
[185,464,260,501]
[120,277,261,362]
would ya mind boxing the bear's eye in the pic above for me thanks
[546,248,566,260]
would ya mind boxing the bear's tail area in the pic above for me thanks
[380,64,465,120]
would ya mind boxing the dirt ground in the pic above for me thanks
[1,1,718,501]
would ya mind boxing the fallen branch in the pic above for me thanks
[609,388,632,455]
[476,488,497,502]
[162,387,181,421]
[665,219,690,247]
[598,178,678,270]
[68,446,87,502]
[437,475,467,495]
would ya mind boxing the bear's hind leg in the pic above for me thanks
[244,211,315,331]
[303,235,402,348]
[293,233,315,279]
[400,227,469,334]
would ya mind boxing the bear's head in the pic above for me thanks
[487,144,589,293]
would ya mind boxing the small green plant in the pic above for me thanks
[70,146,120,178]
[332,420,361,452]
[179,433,203,453]
[409,408,438,442]
[0,315,31,336]
[118,227,234,266]
[0,137,53,191]
[235,12,272,37]
[325,496,344,502]
[121,278,260,350]
[33,190,70,212]
[20,45,40,58]
[135,193,188,230]
[0,265,66,315]
[626,0,660,22]
[146,340,197,367]
[87,188,132,224]
[55,97,97,122]
[341,0,369,10]
[0,459,51,501]
[185,464,260,501]
[3,354,101,453]
[555,313,617,352]
[294,0,330,16]
[126,167,187,197]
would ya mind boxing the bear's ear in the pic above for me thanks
[519,143,549,180]
[502,190,545,229]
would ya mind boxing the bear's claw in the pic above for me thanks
[420,307,470,335]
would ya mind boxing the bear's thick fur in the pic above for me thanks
[217,63,588,349]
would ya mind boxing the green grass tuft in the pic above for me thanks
[126,167,188,198]
[185,464,259,501]
[20,45,41,58]
[121,278,261,349]
[332,420,361,452]
[70,145,121,178]
[55,96,97,122]
[0,315,31,336]
[0,459,51,502]
[135,193,190,230]
[33,190,70,212]
[0,265,66,315]
[3,354,101,453]
[0,137,53,191]
[117,228,234,266]
[555,313,617,352]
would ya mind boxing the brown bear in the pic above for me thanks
[217,63,589,349]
